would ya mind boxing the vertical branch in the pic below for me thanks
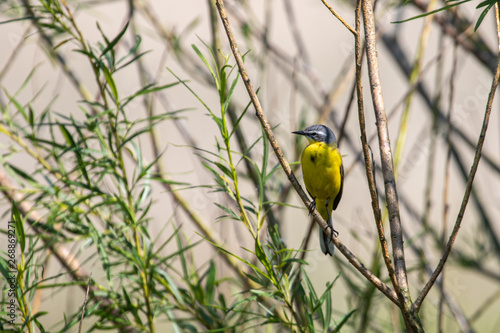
[354,0,397,293]
[361,0,421,330]
[413,1,500,313]
[439,41,458,332]
[361,0,409,302]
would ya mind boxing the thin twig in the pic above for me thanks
[320,0,357,35]
[439,39,459,333]
[214,0,399,306]
[412,2,500,313]
[78,273,92,333]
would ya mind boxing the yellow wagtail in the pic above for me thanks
[293,124,344,255]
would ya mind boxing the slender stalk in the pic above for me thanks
[361,0,421,330]
[439,40,458,332]
[78,274,92,333]
[320,0,357,35]
[354,0,397,294]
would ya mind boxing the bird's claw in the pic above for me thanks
[308,200,317,216]
[325,217,339,240]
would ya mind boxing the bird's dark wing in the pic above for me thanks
[332,162,344,210]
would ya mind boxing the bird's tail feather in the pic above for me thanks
[316,199,335,256]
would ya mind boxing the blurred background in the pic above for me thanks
[1,0,499,332]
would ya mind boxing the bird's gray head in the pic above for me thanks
[292,124,337,145]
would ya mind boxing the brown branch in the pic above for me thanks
[78,273,92,333]
[438,38,458,332]
[320,0,357,35]
[354,0,397,295]
[361,0,422,330]
[214,0,399,306]
[412,2,500,313]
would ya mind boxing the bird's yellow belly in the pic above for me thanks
[301,142,342,201]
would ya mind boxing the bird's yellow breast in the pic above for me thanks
[301,142,342,201]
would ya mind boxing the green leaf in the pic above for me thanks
[475,2,495,31]
[116,50,151,72]
[12,205,25,253]
[101,65,118,101]
[5,163,37,185]
[222,71,239,112]
[192,44,219,89]
[155,267,186,306]
[99,21,130,59]
[88,222,112,285]
[121,82,181,108]
[214,203,240,221]
[254,238,276,285]
[332,309,357,332]
[167,68,216,120]
[205,261,216,304]
[392,0,472,24]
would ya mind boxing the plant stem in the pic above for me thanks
[361,0,421,330]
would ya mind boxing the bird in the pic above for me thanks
[293,124,344,256]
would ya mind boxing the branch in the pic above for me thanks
[361,0,410,306]
[320,0,357,35]
[354,0,398,295]
[412,2,500,312]
[361,0,423,330]
[214,0,399,306]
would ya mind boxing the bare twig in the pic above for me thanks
[214,0,399,305]
[320,0,357,35]
[439,39,459,333]
[78,273,92,333]
[412,2,500,313]
[354,0,397,294]
[361,0,421,330]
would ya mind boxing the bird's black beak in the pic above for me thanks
[292,130,305,136]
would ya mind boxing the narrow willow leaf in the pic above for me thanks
[12,204,25,253]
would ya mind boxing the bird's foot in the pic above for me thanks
[308,200,317,216]
[325,219,339,240]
